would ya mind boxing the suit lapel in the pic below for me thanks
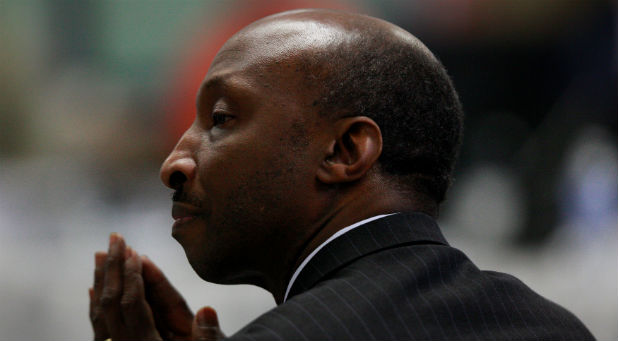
[287,212,448,299]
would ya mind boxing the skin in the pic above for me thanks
[89,9,432,340]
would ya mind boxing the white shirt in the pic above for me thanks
[283,213,398,302]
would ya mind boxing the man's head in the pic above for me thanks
[160,9,463,295]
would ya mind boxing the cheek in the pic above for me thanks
[194,124,316,223]
[192,141,274,219]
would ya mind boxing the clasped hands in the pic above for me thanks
[89,233,225,341]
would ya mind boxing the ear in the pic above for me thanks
[317,116,383,184]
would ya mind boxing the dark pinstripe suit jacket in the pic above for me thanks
[229,212,594,340]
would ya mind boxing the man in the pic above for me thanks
[89,9,594,340]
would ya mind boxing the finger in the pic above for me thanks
[93,252,107,303]
[120,249,160,339]
[91,252,109,340]
[142,255,192,313]
[101,233,126,335]
[142,255,193,336]
[192,306,225,341]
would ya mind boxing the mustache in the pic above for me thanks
[172,189,205,208]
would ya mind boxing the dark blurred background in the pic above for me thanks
[0,0,616,339]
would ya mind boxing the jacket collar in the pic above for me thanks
[286,212,448,300]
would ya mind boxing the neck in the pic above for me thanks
[270,176,433,304]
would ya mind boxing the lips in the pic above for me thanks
[171,202,203,225]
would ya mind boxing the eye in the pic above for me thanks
[212,112,233,127]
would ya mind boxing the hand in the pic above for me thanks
[89,233,161,340]
[192,307,226,341]
[89,233,226,340]
[142,254,226,340]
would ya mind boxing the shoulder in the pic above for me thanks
[228,243,594,340]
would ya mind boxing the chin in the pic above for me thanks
[182,246,268,288]
[178,242,227,281]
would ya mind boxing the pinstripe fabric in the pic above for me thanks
[228,212,595,340]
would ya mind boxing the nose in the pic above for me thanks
[160,131,198,190]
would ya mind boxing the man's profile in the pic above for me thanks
[89,9,594,340]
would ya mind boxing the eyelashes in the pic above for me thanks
[212,112,234,127]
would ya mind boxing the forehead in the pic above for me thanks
[197,20,342,114]
[213,19,345,71]
[203,17,353,88]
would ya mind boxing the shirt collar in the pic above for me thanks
[283,213,398,302]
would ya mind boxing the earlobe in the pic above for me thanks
[316,117,382,185]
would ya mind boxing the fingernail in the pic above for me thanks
[197,309,207,326]
[125,251,136,265]
[197,306,217,327]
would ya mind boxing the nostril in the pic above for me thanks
[169,171,187,189]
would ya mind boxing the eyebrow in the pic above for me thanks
[195,75,226,112]
[204,75,226,90]
[195,71,259,113]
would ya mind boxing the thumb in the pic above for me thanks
[192,306,225,341]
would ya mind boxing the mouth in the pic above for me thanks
[171,202,204,229]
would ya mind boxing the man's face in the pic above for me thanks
[160,28,329,286]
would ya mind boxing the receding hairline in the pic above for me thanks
[220,8,439,71]
[207,9,464,209]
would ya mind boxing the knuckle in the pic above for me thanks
[94,266,105,276]
[100,290,119,308]
[124,268,139,279]
[90,310,105,325]
[120,295,140,311]
[125,273,146,294]
[105,255,120,266]
[131,273,145,287]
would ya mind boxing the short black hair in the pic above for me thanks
[306,28,463,204]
